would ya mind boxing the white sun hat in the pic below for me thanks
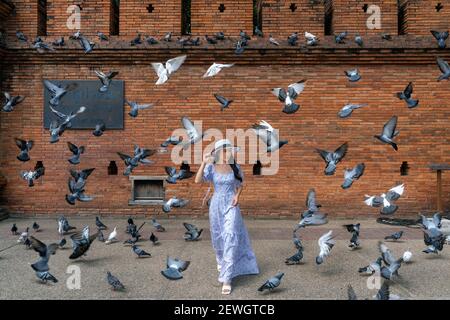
[213,139,240,153]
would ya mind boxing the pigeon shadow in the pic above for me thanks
[67,255,114,265]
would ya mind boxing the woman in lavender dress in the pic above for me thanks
[195,139,259,295]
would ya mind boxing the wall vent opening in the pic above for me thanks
[181,0,191,35]
[108,161,118,175]
[130,177,165,204]
[218,3,226,12]
[253,0,263,34]
[324,0,333,36]
[110,0,120,36]
[400,161,409,176]
[398,0,408,35]
[436,2,444,12]
[289,3,297,12]
[253,160,262,176]
[37,0,47,36]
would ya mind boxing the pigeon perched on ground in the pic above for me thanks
[344,223,360,249]
[285,232,304,265]
[271,80,306,114]
[234,39,245,55]
[341,163,365,189]
[32,222,40,232]
[151,55,187,85]
[378,242,403,280]
[254,26,263,37]
[213,94,233,111]
[268,34,280,46]
[305,32,318,46]
[67,142,85,164]
[105,227,118,244]
[355,34,363,47]
[358,257,382,275]
[125,218,136,234]
[344,69,361,82]
[316,231,335,265]
[2,92,25,112]
[338,104,368,118]
[43,80,78,107]
[18,227,29,244]
[66,177,94,205]
[78,35,95,53]
[180,116,203,149]
[107,271,124,291]
[15,138,33,162]
[95,70,118,93]
[381,33,392,41]
[11,224,18,235]
[16,31,28,42]
[396,82,419,109]
[420,213,446,254]
[203,63,234,78]
[161,136,182,148]
[95,217,107,230]
[165,166,194,184]
[58,216,76,235]
[97,230,105,242]
[93,122,106,137]
[215,32,225,40]
[258,272,284,292]
[161,256,190,280]
[97,32,108,41]
[364,183,405,215]
[35,271,58,283]
[126,100,153,118]
[287,32,298,46]
[29,236,58,280]
[69,30,82,40]
[316,142,348,176]
[162,197,189,213]
[295,189,328,229]
[205,35,217,44]
[52,37,65,46]
[183,222,203,241]
[163,32,172,42]
[149,232,159,245]
[58,238,66,248]
[335,31,348,43]
[32,38,55,53]
[117,145,155,176]
[49,105,86,129]
[151,219,165,232]
[374,116,399,151]
[252,120,288,152]
[436,57,450,81]
[403,249,412,262]
[21,162,45,187]
[131,245,151,258]
[347,285,357,300]
[384,231,404,241]
[431,30,449,49]
[130,33,142,46]
[69,226,98,259]
[145,35,159,45]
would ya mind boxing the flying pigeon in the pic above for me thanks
[384,231,404,241]
[32,222,40,232]
[162,197,189,213]
[107,272,125,291]
[396,82,419,108]
[66,178,93,205]
[130,33,142,46]
[338,103,368,118]
[431,30,449,49]
[287,32,298,46]
[258,272,284,292]
[97,32,109,41]
[295,189,328,229]
[344,69,361,82]
[305,32,318,46]
[15,138,33,162]
[67,142,85,164]
[49,120,68,143]
[105,227,118,244]
[29,236,58,278]
[161,256,190,280]
[117,145,156,176]
[93,122,106,137]
[78,35,95,53]
[49,105,86,129]
[378,242,403,280]
[126,100,153,118]
[165,166,194,184]
[355,34,363,47]
[374,116,399,151]
[203,63,234,78]
[343,223,360,249]
[2,92,25,112]
[335,31,348,43]
[436,57,450,81]
[149,232,159,245]
[316,142,348,176]
[16,31,28,42]
[43,80,78,107]
[214,94,233,111]
[364,183,404,215]
[271,80,306,114]
[420,213,446,254]
[180,116,203,149]
[341,163,365,189]
[58,216,76,235]
[70,168,95,185]
[11,223,18,235]
[252,120,288,152]
[95,217,107,230]
[21,161,45,187]
[161,136,182,148]
[183,222,203,241]
[269,34,280,46]
[316,230,335,265]
[69,226,99,259]
[151,55,187,85]
[131,245,151,258]
[95,70,119,93]
[358,257,382,275]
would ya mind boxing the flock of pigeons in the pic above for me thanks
[2,22,450,298]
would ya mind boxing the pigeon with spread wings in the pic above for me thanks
[316,142,348,176]
[271,80,306,114]
[43,80,78,106]
[94,70,118,92]
[3,92,25,112]
[252,120,288,153]
[69,226,99,259]
[151,55,187,85]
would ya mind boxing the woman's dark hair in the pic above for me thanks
[229,163,242,182]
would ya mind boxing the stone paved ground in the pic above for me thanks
[0,216,449,300]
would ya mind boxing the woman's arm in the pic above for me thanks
[232,185,243,206]
[195,153,214,184]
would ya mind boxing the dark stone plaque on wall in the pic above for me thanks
[43,80,124,129]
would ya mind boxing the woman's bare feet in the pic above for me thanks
[222,283,232,295]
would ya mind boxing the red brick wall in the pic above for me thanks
[261,0,324,37]
[5,0,38,39]
[403,0,450,35]
[190,0,253,36]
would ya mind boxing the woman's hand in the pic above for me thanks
[231,194,240,207]
[203,152,214,164]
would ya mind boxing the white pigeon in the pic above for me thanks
[151,55,187,85]
[105,227,118,244]
[316,230,335,265]
[202,63,234,78]
[305,32,318,45]
[17,229,29,243]
[403,249,412,263]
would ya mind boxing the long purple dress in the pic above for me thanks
[203,163,259,283]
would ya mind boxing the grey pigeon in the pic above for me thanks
[95,70,118,93]
[130,33,142,46]
[67,142,85,164]
[58,216,76,235]
[376,282,391,300]
[341,163,365,189]
[285,232,304,265]
[365,183,404,215]
[436,57,450,81]
[215,32,225,40]
[97,230,105,242]
[3,92,25,112]
[29,236,59,283]
[254,26,263,37]
[70,168,95,185]
[49,105,85,129]
[316,142,348,175]
[381,33,392,41]
[420,213,446,254]
[107,271,125,291]
[35,271,58,283]
[95,217,107,230]
[145,35,158,45]
[344,68,361,82]
[431,30,448,49]
[52,37,65,46]
[181,116,203,150]
[240,30,251,40]
[234,40,245,55]
[163,32,172,42]
[161,256,190,280]
[32,222,40,232]
[252,120,288,152]
[258,272,284,292]
[396,82,419,108]
[269,34,280,46]
[44,80,78,107]
[93,122,106,136]
[32,38,55,53]
[69,226,98,259]
[344,223,360,248]
[347,285,358,300]
[69,31,82,40]
[205,35,217,44]
[161,136,181,148]
[126,100,153,118]
[183,222,203,241]
[151,219,165,232]
[126,218,136,234]
[374,116,399,151]
[16,31,28,42]
[15,138,33,162]
[165,166,194,184]
[131,245,151,258]
[295,189,328,229]
[271,80,306,114]
[149,232,159,245]
[316,230,335,265]
[49,120,68,143]
[287,32,298,46]
[97,32,109,41]
[21,161,45,187]
[78,35,95,53]
[378,242,403,280]
[58,238,66,248]
[162,197,189,213]
[335,31,348,43]
[358,257,382,275]
[117,145,155,176]
[338,103,368,118]
[355,34,363,47]
[384,231,404,241]
[66,177,94,205]
[214,94,233,111]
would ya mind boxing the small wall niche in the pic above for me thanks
[108,161,118,175]
[253,160,262,176]
[400,161,409,176]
